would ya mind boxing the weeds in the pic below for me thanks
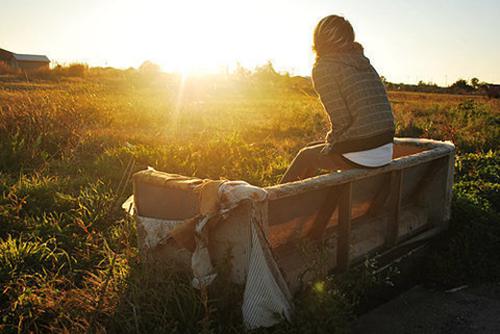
[423,151,500,287]
[0,73,498,332]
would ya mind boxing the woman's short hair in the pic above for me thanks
[313,15,361,58]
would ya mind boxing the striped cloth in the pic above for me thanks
[242,202,293,329]
[312,51,395,153]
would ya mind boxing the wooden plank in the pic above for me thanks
[308,186,340,239]
[443,152,456,224]
[266,139,455,201]
[386,170,403,247]
[406,157,446,205]
[268,187,330,226]
[272,203,431,292]
[336,182,352,272]
[366,172,392,217]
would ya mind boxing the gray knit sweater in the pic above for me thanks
[312,51,395,153]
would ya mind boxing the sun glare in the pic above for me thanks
[112,0,298,75]
[126,0,235,74]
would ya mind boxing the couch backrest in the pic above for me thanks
[264,138,455,289]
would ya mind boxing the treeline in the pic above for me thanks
[1,60,498,98]
[382,76,498,96]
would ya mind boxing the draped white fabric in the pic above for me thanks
[128,180,293,329]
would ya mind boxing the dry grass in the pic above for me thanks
[0,71,498,333]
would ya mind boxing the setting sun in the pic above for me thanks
[85,0,315,75]
[132,0,242,73]
[2,0,499,83]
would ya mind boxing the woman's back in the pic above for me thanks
[312,51,395,153]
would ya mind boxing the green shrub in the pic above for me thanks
[455,150,500,211]
[0,174,72,218]
[0,236,66,284]
[424,195,500,287]
[424,151,500,287]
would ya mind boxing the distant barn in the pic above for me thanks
[485,84,500,99]
[0,48,50,71]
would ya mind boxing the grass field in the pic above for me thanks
[0,70,499,333]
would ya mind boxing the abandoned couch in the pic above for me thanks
[122,137,455,329]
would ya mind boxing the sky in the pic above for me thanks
[1,0,499,85]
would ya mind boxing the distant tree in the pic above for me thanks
[139,61,161,74]
[450,79,473,92]
[380,76,388,87]
[234,62,251,79]
[254,60,280,82]
[470,77,480,90]
[413,80,439,93]
[478,80,490,92]
[66,63,88,77]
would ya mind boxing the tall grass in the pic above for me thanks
[0,71,498,332]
